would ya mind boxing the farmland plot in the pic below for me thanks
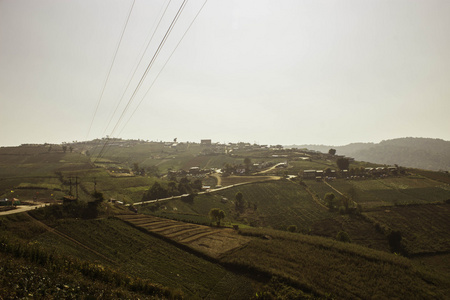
[118,214,252,259]
[220,228,445,299]
[364,203,450,255]
[328,177,450,208]
[41,216,257,299]
[218,181,333,230]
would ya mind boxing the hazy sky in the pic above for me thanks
[1,0,449,147]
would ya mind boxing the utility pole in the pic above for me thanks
[69,177,73,196]
[75,176,79,200]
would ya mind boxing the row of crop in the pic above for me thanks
[218,181,332,230]
[222,228,442,299]
[0,235,180,299]
[52,216,258,300]
[364,204,450,254]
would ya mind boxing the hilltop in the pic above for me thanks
[289,137,450,171]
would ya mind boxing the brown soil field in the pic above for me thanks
[117,214,252,258]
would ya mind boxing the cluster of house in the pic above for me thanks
[168,166,212,178]
[303,169,337,180]
[0,198,20,206]
[302,166,399,181]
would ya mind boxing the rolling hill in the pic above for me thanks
[290,137,450,171]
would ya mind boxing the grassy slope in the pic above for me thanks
[146,180,334,230]
[221,228,447,299]
[0,146,165,204]
[320,176,450,208]
[0,212,258,299]
[364,203,450,255]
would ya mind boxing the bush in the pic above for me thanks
[287,225,297,233]
[387,230,407,255]
[336,231,351,243]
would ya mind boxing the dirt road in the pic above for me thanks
[0,204,47,216]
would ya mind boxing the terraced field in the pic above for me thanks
[117,214,252,258]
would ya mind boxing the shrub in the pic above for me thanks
[287,225,297,233]
[336,231,351,243]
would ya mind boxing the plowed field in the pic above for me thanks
[117,214,252,258]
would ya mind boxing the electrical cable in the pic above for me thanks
[109,0,189,138]
[101,0,173,137]
[86,0,136,141]
[93,0,189,163]
[118,0,209,137]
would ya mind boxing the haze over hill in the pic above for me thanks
[289,137,450,171]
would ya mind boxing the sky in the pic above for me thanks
[1,0,449,147]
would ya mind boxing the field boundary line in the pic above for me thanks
[290,180,329,210]
[26,213,117,266]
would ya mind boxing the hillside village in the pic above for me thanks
[0,138,449,298]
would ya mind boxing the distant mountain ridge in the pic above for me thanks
[288,137,450,171]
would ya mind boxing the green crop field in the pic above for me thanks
[324,176,450,208]
[220,228,447,299]
[149,180,335,230]
[218,180,334,229]
[1,141,450,298]
[364,203,450,255]
[0,212,259,299]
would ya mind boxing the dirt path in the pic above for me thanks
[0,204,47,216]
[322,180,345,197]
[132,176,281,206]
[322,180,358,207]
[288,179,329,210]
[210,173,222,186]
[256,163,286,174]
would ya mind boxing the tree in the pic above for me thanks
[336,231,351,243]
[223,163,234,175]
[235,192,245,212]
[143,182,168,201]
[168,181,177,193]
[244,157,252,174]
[178,177,192,194]
[287,225,297,232]
[328,148,336,155]
[192,179,203,191]
[91,191,104,202]
[387,230,406,255]
[209,208,225,226]
[324,192,336,210]
[337,157,350,171]
[146,165,160,177]
[62,145,67,153]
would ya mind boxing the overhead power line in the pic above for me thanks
[101,0,173,137]
[118,0,209,137]
[93,0,189,162]
[86,0,136,141]
[108,0,189,138]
